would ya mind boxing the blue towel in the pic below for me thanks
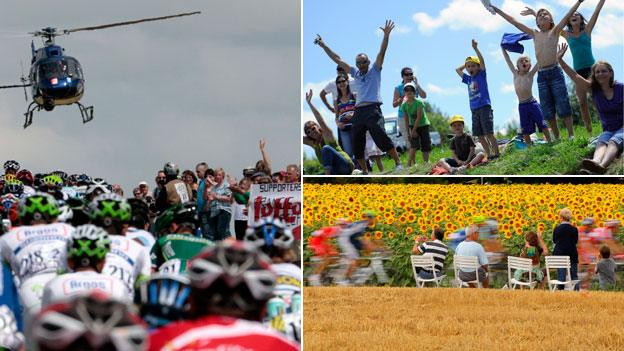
[501,32,533,54]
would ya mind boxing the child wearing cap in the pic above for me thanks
[490,1,586,140]
[502,47,553,146]
[435,115,485,174]
[456,39,499,159]
[400,82,431,167]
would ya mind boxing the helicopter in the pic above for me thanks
[0,11,200,129]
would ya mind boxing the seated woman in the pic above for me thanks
[303,89,354,175]
[557,44,623,174]
[514,231,549,288]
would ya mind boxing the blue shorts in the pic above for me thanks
[518,98,548,135]
[537,65,572,120]
[471,105,494,137]
[597,127,624,151]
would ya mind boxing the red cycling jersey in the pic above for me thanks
[149,315,299,351]
[309,226,339,257]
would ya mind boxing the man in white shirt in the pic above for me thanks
[455,225,489,288]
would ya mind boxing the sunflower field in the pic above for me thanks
[303,183,624,286]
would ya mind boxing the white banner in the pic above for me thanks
[248,183,301,240]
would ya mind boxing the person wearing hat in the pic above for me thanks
[400,82,431,167]
[455,39,500,159]
[435,115,486,174]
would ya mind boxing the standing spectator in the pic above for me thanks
[206,168,233,241]
[230,177,251,240]
[455,226,489,288]
[393,67,427,144]
[153,171,166,201]
[256,139,272,176]
[552,208,579,290]
[321,65,355,114]
[285,164,300,183]
[133,187,143,199]
[315,20,404,173]
[334,73,357,158]
[138,181,149,198]
[304,90,354,175]
[156,162,192,213]
[182,170,198,201]
[411,228,448,280]
[198,168,216,237]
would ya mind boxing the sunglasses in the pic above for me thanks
[403,72,413,77]
[337,80,347,84]
[356,60,368,65]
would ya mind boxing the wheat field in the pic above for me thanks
[304,287,624,350]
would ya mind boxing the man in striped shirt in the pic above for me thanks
[411,228,449,279]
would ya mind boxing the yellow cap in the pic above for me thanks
[465,56,481,66]
[449,115,465,126]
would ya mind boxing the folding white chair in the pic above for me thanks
[545,256,580,292]
[453,255,481,288]
[410,255,446,288]
[507,256,537,290]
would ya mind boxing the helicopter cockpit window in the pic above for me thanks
[39,61,64,79]
[65,58,82,78]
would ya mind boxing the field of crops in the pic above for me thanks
[303,183,624,286]
[304,287,624,350]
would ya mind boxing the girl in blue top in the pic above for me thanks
[522,0,606,135]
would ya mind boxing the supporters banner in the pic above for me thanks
[249,183,301,240]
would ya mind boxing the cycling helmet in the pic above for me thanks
[31,292,148,351]
[85,179,110,198]
[245,217,294,250]
[65,198,90,226]
[0,305,24,350]
[3,160,20,172]
[163,162,179,177]
[172,202,199,230]
[86,193,131,228]
[18,192,60,224]
[1,193,19,211]
[68,224,111,268]
[127,198,150,228]
[33,173,44,188]
[187,241,276,319]
[134,273,192,329]
[51,171,68,184]
[76,174,92,186]
[56,201,73,223]
[3,180,24,196]
[67,174,79,184]
[3,174,16,183]
[16,169,34,185]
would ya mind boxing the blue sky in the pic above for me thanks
[303,0,623,156]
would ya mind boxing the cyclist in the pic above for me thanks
[307,225,340,286]
[41,224,128,307]
[3,160,20,176]
[336,212,375,285]
[16,169,35,197]
[126,198,156,250]
[149,241,298,350]
[151,202,214,274]
[38,174,65,201]
[86,193,151,296]
[155,162,193,213]
[31,292,148,351]
[245,218,301,342]
[134,273,192,330]
[0,192,73,322]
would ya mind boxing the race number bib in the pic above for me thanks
[159,259,183,274]
[174,183,190,203]
[103,264,134,293]
[18,247,62,278]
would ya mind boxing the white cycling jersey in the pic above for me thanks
[126,227,156,250]
[271,263,301,300]
[41,271,129,307]
[0,222,74,284]
[102,235,151,296]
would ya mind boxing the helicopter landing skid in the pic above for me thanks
[76,102,94,124]
[23,101,41,129]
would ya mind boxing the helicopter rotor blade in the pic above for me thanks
[62,11,201,34]
[0,84,32,89]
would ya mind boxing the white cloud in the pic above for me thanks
[591,14,624,49]
[426,83,463,96]
[501,83,515,93]
[303,80,332,96]
[411,0,539,35]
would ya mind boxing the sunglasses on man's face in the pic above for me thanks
[403,72,413,77]
[356,60,368,65]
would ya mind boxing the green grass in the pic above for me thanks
[304,122,623,175]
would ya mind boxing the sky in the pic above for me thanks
[303,0,624,157]
[0,0,300,193]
